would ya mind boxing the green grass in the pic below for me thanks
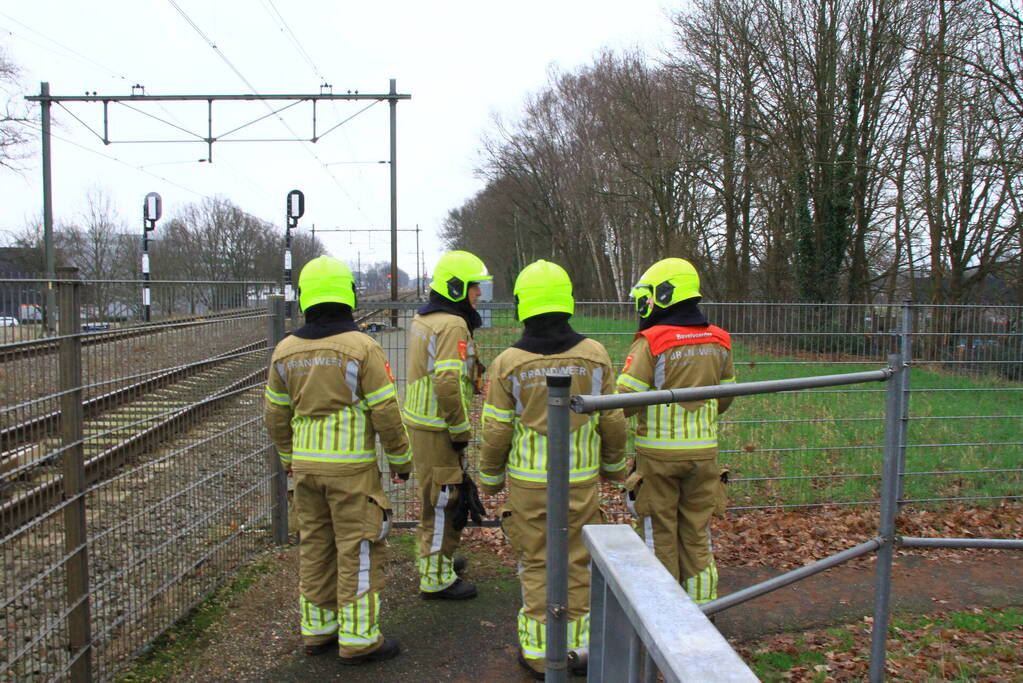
[117,558,276,682]
[746,635,829,682]
[744,608,1023,681]
[476,314,1022,508]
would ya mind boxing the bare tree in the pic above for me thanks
[63,188,131,318]
[0,47,30,170]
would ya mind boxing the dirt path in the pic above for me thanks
[164,532,1020,683]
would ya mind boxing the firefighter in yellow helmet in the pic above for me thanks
[479,260,627,679]
[264,256,411,665]
[403,251,491,599]
[616,258,735,604]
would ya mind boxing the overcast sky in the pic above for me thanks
[1,1,678,277]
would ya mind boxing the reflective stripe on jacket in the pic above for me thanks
[402,312,478,434]
[479,339,628,489]
[264,330,411,475]
[616,324,735,459]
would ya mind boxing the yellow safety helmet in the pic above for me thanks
[630,258,701,318]
[298,256,356,311]
[430,250,492,302]
[514,259,574,321]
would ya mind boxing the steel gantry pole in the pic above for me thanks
[389,78,399,326]
[40,82,57,333]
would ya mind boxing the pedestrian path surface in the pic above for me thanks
[167,535,1021,682]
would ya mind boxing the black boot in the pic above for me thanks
[420,578,478,600]
[304,641,334,656]
[517,652,545,680]
[338,637,401,666]
[453,556,468,576]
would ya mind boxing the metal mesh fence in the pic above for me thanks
[2,290,1019,680]
[357,300,1021,523]
[1,275,277,681]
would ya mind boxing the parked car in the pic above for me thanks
[0,316,20,326]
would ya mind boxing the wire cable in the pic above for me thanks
[260,0,326,83]
[166,0,375,223]
[21,120,205,196]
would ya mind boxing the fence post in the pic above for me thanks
[869,353,903,682]
[897,301,913,504]
[58,267,92,682]
[268,295,289,545]
[545,374,571,683]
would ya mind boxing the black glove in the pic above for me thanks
[451,440,468,453]
[394,472,410,481]
[451,475,487,531]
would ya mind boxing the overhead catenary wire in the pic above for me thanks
[165,0,377,225]
[21,120,205,197]
[0,10,193,132]
[259,0,326,83]
[254,1,381,231]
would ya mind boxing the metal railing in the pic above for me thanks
[583,524,757,682]
[567,357,1023,682]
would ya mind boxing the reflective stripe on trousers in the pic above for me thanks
[682,560,719,603]
[300,546,383,646]
[418,553,457,592]
[300,594,338,636]
[518,609,589,660]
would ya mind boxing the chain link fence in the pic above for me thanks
[1,273,277,681]
[2,290,1019,680]
[359,300,1021,523]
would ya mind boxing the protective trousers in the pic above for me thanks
[411,428,464,593]
[500,482,601,675]
[294,469,391,657]
[631,455,721,602]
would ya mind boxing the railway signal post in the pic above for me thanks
[142,192,162,323]
[285,189,304,328]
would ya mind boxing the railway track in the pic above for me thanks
[0,342,267,534]
[0,295,420,534]
[0,308,265,363]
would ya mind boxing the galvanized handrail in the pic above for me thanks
[569,368,893,414]
[546,357,1021,682]
[583,524,758,683]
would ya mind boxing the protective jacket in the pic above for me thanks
[402,311,481,439]
[616,322,734,603]
[479,339,628,491]
[265,330,412,475]
[616,324,735,460]
[479,336,626,674]
[264,326,409,658]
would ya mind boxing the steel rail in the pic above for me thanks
[0,308,266,360]
[0,339,266,454]
[0,368,265,534]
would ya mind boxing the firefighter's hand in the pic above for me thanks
[391,471,410,485]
